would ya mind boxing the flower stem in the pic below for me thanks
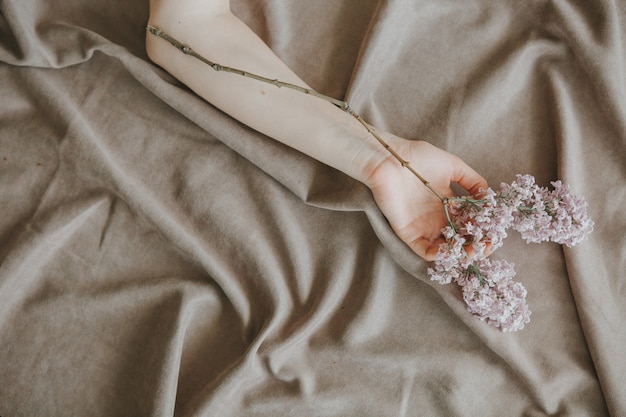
[443,199,456,234]
[147,24,449,206]
[467,264,487,287]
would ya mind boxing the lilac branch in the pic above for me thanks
[146,25,447,205]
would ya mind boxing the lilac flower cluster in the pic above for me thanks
[428,174,594,332]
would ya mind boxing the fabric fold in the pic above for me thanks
[0,0,622,415]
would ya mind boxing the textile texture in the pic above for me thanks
[1,0,625,415]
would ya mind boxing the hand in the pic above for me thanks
[145,3,486,262]
[364,134,488,261]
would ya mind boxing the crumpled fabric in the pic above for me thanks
[0,0,624,415]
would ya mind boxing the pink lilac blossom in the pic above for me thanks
[427,174,593,332]
[457,258,531,332]
[511,178,595,247]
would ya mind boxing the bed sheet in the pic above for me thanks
[1,0,625,415]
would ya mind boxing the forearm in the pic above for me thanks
[146,9,387,184]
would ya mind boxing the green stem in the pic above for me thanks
[443,198,456,234]
[467,264,487,287]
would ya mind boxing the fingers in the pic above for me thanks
[452,158,488,195]
[410,235,494,263]
[408,237,442,262]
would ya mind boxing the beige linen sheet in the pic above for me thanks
[0,0,624,415]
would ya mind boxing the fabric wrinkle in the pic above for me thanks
[0,0,623,416]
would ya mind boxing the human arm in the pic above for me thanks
[146,0,488,260]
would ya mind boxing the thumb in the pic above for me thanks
[452,158,488,195]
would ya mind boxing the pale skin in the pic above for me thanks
[146,0,488,261]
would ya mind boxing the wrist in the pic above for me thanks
[354,131,406,188]
[326,122,391,185]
